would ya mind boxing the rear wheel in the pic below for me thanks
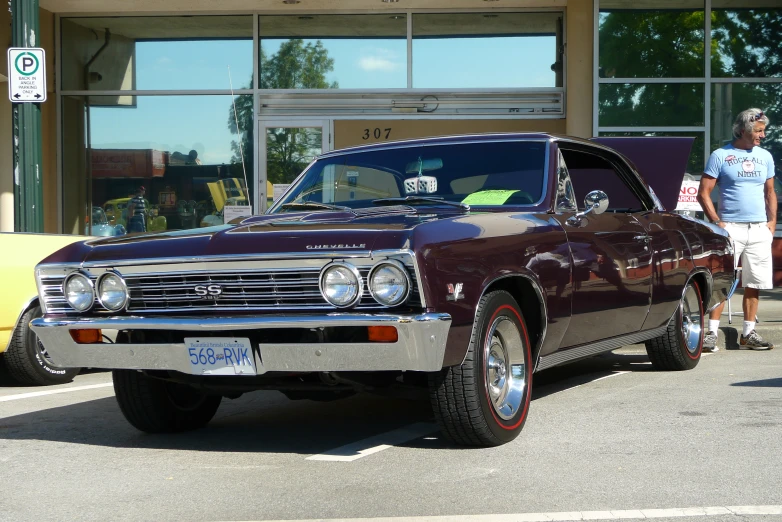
[113,369,222,433]
[4,305,80,386]
[429,290,533,446]
[645,280,703,371]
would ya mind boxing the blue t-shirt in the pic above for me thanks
[703,144,775,223]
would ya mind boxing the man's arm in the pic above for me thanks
[697,175,724,227]
[764,176,777,234]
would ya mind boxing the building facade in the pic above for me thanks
[1,0,780,234]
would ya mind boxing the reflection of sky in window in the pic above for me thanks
[261,39,408,89]
[413,36,556,88]
[90,96,243,165]
[136,40,254,90]
[90,35,555,163]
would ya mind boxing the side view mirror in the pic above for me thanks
[566,190,609,226]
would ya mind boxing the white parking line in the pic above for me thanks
[307,422,438,462]
[0,382,114,402]
[249,505,782,522]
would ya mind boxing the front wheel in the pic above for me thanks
[428,290,533,447]
[645,280,703,371]
[113,370,222,433]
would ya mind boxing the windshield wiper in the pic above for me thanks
[279,202,353,212]
[372,196,470,211]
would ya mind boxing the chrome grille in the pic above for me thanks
[39,255,422,314]
[126,268,323,311]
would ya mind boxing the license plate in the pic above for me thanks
[184,337,257,376]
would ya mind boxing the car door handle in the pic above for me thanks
[633,235,651,242]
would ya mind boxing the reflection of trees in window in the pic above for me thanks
[228,39,337,184]
[599,8,782,175]
[598,12,705,132]
[598,11,705,78]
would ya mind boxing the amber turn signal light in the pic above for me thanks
[367,326,398,342]
[69,329,102,344]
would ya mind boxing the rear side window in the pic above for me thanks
[560,148,646,212]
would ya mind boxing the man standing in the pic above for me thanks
[126,185,148,234]
[697,108,776,351]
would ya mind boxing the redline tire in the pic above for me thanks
[645,280,703,371]
[429,290,533,446]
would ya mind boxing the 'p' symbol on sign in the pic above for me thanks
[15,52,39,76]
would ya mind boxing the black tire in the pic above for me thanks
[645,280,703,371]
[113,369,222,433]
[428,290,533,447]
[4,305,80,386]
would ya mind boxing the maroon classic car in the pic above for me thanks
[31,133,734,447]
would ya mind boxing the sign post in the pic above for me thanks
[9,0,44,233]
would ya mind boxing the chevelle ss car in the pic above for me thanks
[31,133,734,447]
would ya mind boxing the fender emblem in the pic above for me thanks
[446,283,464,301]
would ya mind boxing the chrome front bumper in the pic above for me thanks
[30,313,452,374]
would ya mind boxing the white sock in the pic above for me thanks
[743,321,755,337]
[709,320,720,334]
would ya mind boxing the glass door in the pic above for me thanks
[258,119,330,212]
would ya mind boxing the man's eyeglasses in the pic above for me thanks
[750,111,765,122]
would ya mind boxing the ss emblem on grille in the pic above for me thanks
[194,284,223,299]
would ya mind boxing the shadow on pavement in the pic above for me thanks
[731,377,782,387]
[0,350,654,453]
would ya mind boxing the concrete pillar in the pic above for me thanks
[565,0,594,139]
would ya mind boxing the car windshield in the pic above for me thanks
[269,141,547,212]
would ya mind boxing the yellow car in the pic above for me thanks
[0,232,87,385]
[103,197,167,232]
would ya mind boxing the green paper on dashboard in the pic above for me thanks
[461,189,519,206]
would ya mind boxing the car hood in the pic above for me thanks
[42,206,466,265]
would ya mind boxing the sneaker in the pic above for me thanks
[739,330,774,350]
[703,331,719,352]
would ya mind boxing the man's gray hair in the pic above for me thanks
[733,108,770,139]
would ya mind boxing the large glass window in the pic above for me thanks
[412,12,563,88]
[597,0,782,179]
[61,95,253,235]
[61,16,253,91]
[598,2,705,78]
[259,15,407,89]
[599,84,705,127]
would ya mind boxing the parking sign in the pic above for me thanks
[7,48,47,103]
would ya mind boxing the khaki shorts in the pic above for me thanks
[723,222,774,290]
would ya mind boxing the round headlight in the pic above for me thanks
[369,261,410,306]
[97,272,128,311]
[320,263,362,307]
[63,273,94,312]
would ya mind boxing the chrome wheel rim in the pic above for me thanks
[485,315,527,420]
[680,285,703,355]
